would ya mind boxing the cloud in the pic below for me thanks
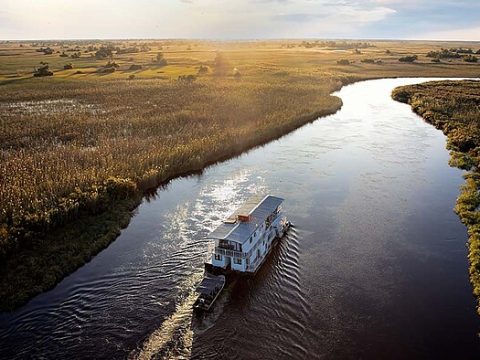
[272,3,395,25]
[0,0,477,40]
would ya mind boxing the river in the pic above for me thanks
[1,78,479,359]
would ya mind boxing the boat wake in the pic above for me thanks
[132,272,203,360]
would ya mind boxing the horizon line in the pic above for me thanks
[1,37,479,43]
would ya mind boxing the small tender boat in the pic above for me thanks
[193,274,226,312]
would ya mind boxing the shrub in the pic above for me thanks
[197,65,209,75]
[361,58,375,64]
[129,64,142,70]
[33,64,53,77]
[105,61,119,68]
[398,55,418,63]
[63,63,73,70]
[427,49,461,59]
[95,46,113,59]
[337,59,351,65]
[178,74,197,84]
[97,67,115,74]
[464,55,478,63]
[155,52,168,66]
[37,47,53,55]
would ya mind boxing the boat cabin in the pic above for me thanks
[207,195,284,273]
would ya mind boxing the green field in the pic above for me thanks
[1,39,480,310]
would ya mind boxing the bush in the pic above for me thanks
[64,63,73,70]
[37,47,53,55]
[155,52,167,66]
[464,55,478,63]
[105,61,119,68]
[398,55,418,63]
[337,59,351,65]
[197,65,209,75]
[361,58,375,64]
[95,46,113,59]
[97,67,115,74]
[33,64,53,77]
[178,74,197,84]
[129,64,142,70]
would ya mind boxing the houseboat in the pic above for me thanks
[204,195,290,275]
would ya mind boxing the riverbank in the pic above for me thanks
[2,40,480,311]
[0,75,346,311]
[392,80,480,314]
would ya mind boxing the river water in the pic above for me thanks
[1,78,479,359]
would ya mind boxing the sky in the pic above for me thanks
[0,0,479,40]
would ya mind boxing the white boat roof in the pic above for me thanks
[208,195,284,244]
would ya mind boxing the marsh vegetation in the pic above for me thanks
[1,39,480,310]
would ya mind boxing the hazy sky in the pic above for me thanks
[1,0,479,40]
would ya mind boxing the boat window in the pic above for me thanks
[214,254,222,261]
[234,257,242,264]
[249,237,252,243]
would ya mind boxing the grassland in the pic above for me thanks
[1,39,480,311]
[392,80,480,314]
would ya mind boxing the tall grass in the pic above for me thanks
[392,80,480,314]
[0,77,342,255]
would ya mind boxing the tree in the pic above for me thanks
[33,64,53,77]
[398,55,418,63]
[464,55,478,63]
[155,52,168,66]
[95,46,113,59]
